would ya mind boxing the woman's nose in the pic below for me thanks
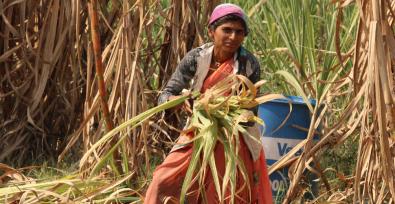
[229,31,237,40]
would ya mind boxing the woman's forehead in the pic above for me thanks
[217,21,245,29]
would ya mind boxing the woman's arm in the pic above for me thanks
[158,48,201,109]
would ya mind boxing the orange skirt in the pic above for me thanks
[144,131,273,204]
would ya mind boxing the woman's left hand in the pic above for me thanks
[167,91,194,117]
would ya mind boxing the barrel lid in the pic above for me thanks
[264,94,323,106]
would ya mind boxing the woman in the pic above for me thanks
[145,4,273,204]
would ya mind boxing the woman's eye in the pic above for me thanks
[223,28,231,32]
[237,30,245,34]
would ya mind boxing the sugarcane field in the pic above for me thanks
[2,0,395,203]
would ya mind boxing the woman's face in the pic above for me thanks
[208,20,246,55]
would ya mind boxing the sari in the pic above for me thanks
[145,57,273,204]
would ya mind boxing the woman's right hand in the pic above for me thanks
[167,91,195,117]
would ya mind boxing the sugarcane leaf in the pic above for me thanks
[276,70,313,112]
[209,153,222,202]
[268,139,308,175]
[195,155,208,204]
[180,138,203,204]
[236,154,251,201]
[230,146,237,204]
[87,113,154,183]
[250,116,265,126]
[201,117,217,169]
[239,93,288,109]
[221,147,232,203]
[210,85,239,114]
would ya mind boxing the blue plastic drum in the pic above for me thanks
[258,95,323,203]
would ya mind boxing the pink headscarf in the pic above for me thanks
[209,3,250,35]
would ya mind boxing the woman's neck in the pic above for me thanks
[213,47,234,63]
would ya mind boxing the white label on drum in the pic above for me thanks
[262,137,319,161]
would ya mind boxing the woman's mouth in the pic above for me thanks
[225,43,237,47]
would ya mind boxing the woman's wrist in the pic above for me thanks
[168,95,178,102]
[167,95,182,111]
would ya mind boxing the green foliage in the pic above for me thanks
[234,0,358,102]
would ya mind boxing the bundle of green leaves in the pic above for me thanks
[179,73,290,204]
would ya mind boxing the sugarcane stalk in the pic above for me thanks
[89,0,123,175]
[371,0,395,134]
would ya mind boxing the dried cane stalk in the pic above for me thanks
[89,0,123,175]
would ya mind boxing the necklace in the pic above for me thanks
[212,55,221,68]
